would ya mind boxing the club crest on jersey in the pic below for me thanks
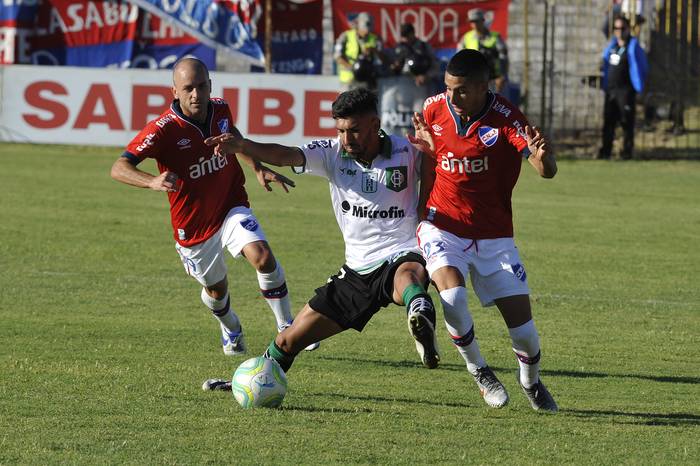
[218,118,229,133]
[478,126,499,147]
[362,170,379,193]
[240,218,259,231]
[385,166,407,192]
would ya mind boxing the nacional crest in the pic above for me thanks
[478,126,499,147]
[385,166,408,192]
[240,218,259,231]
[218,118,229,133]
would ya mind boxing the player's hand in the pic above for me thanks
[525,125,550,162]
[150,171,179,192]
[255,165,295,193]
[205,127,244,156]
[408,112,435,155]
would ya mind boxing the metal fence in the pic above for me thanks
[508,0,699,159]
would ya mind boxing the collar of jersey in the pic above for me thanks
[340,129,392,164]
[446,91,496,137]
[171,100,214,137]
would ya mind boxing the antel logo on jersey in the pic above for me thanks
[340,201,405,219]
[440,152,489,174]
[218,118,229,133]
[478,126,499,147]
[136,132,156,152]
[188,153,229,180]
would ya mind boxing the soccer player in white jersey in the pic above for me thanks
[204,88,440,375]
[413,49,559,411]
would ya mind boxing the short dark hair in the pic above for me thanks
[446,49,490,82]
[332,88,378,119]
[400,23,415,38]
[613,14,630,27]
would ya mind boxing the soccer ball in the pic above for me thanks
[232,356,288,409]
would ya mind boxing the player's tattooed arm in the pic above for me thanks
[205,129,304,167]
[525,126,557,178]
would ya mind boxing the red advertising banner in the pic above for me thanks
[331,0,510,50]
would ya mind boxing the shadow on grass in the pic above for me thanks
[297,391,474,410]
[316,356,700,385]
[282,404,374,414]
[563,408,700,427]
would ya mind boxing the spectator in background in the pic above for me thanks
[380,23,440,136]
[457,8,509,94]
[391,23,440,90]
[334,12,387,91]
[598,15,648,160]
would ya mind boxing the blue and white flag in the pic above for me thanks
[128,0,265,67]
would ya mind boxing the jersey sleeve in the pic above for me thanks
[294,139,335,179]
[504,105,530,156]
[124,122,163,163]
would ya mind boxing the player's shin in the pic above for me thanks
[508,319,541,388]
[263,339,297,373]
[201,288,241,333]
[440,287,486,374]
[257,261,294,328]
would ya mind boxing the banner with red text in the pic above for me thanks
[0,65,341,147]
[331,0,510,64]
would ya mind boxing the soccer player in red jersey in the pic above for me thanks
[110,57,318,357]
[412,49,558,411]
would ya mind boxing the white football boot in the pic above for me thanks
[220,323,246,356]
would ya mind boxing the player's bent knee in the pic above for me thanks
[243,241,275,272]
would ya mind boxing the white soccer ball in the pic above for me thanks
[232,356,288,409]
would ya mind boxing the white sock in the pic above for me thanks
[508,319,541,389]
[440,287,486,375]
[201,288,240,334]
[257,261,293,328]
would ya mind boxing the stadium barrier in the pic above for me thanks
[0,65,341,148]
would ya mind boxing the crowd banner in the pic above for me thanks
[0,65,340,147]
[262,0,324,74]
[129,0,265,67]
[0,1,215,68]
[331,0,510,60]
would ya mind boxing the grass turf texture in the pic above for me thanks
[1,143,698,464]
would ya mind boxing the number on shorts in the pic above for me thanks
[422,241,445,259]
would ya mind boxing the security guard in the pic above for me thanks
[334,12,386,90]
[457,8,509,93]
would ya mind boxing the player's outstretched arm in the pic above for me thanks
[204,130,304,168]
[525,126,557,178]
[110,157,179,192]
[237,152,295,193]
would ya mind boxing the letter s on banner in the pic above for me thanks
[23,81,69,129]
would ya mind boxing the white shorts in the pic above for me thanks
[175,206,268,287]
[416,221,530,307]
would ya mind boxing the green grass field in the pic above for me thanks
[1,143,698,464]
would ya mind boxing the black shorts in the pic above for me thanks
[308,251,426,331]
